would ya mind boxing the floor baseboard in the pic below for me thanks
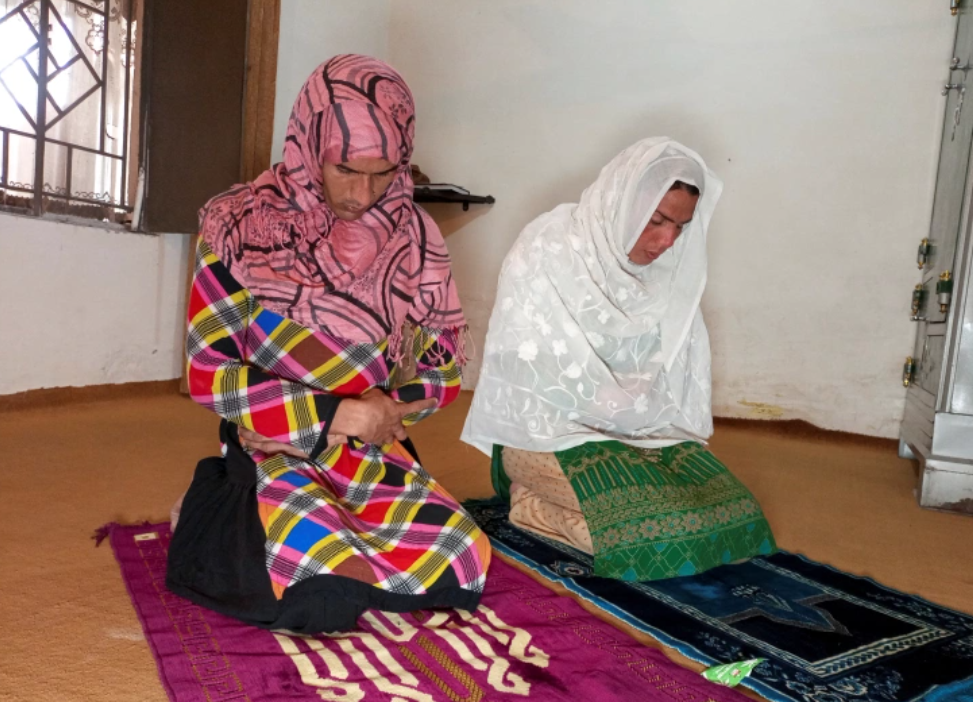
[0,379,182,413]
[713,416,897,449]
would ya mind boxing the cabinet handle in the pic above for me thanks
[903,357,916,387]
[917,238,931,269]
[911,284,927,320]
[937,270,953,313]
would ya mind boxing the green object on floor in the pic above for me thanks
[702,658,764,687]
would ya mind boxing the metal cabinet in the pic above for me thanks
[899,3,973,514]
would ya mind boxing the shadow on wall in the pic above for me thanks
[420,202,492,238]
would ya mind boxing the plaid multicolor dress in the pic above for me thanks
[166,241,491,633]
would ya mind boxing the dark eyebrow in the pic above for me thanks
[653,210,694,227]
[338,164,397,176]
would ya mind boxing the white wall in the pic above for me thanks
[271,0,391,159]
[0,212,190,395]
[384,1,955,438]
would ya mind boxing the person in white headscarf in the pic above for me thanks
[462,138,776,582]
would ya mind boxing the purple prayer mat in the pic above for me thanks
[108,522,748,701]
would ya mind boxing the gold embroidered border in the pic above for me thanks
[137,533,250,701]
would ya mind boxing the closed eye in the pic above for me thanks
[651,213,692,228]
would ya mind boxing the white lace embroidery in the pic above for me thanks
[463,138,723,454]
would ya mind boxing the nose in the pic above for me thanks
[349,174,371,205]
[660,225,680,249]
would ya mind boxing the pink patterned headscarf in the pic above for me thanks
[199,55,466,360]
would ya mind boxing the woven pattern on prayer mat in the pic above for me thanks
[107,521,747,701]
[464,498,973,702]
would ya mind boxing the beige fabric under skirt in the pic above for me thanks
[504,447,593,553]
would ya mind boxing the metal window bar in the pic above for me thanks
[31,0,48,216]
[0,0,136,219]
[1,130,8,186]
[120,0,129,209]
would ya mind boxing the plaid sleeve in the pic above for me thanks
[186,239,341,458]
[390,327,462,426]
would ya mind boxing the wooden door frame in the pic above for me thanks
[240,0,281,184]
[180,0,280,394]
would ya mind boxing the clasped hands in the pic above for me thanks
[237,387,435,459]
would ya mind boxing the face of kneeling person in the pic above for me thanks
[321,157,398,221]
[627,184,699,266]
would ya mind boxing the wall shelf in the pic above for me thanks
[414,186,495,211]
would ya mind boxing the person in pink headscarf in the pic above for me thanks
[165,55,491,634]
